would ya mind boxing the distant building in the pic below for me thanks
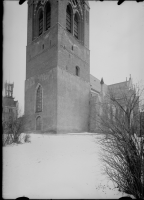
[2,82,18,122]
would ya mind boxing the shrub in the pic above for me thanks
[2,115,25,146]
[96,85,144,199]
[23,134,31,143]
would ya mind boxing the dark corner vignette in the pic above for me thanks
[15,197,29,200]
[19,0,144,6]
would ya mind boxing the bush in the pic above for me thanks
[23,134,31,143]
[96,86,144,199]
[2,115,25,146]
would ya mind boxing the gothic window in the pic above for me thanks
[74,13,79,39]
[39,10,43,36]
[45,2,51,31]
[76,66,80,76]
[36,85,42,113]
[66,5,72,33]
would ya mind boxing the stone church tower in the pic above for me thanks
[24,0,90,133]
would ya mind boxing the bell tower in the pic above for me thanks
[25,0,90,133]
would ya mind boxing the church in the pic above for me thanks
[24,0,133,133]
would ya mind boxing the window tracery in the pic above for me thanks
[66,4,72,33]
[33,0,51,39]
[66,1,83,41]
[74,13,79,39]
[39,10,43,36]
[45,2,51,31]
[36,85,42,113]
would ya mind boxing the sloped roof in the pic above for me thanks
[108,76,133,92]
[90,74,108,94]
[90,74,101,93]
[108,81,127,89]
[90,74,134,101]
[108,81,128,98]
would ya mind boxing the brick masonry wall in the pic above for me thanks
[25,0,91,133]
[57,67,90,133]
[24,68,57,133]
[89,95,102,133]
[58,24,90,82]
[26,25,58,79]
[25,67,90,133]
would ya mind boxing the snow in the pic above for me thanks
[3,133,125,199]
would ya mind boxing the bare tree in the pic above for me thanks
[2,109,27,146]
[96,85,144,199]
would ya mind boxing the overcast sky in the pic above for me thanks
[3,0,144,113]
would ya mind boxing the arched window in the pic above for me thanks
[45,2,51,31]
[36,116,41,130]
[76,66,80,76]
[74,13,79,39]
[39,10,43,36]
[36,85,42,112]
[66,4,72,33]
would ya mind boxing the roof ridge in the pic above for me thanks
[90,74,100,82]
[108,81,127,86]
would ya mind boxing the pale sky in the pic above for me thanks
[3,1,144,114]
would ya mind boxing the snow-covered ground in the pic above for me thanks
[3,133,126,199]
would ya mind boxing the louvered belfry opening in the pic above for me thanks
[74,14,79,39]
[66,5,72,33]
[36,85,42,113]
[46,2,51,30]
[39,11,43,36]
